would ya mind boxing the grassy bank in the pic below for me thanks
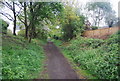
[2,34,46,79]
[54,31,119,79]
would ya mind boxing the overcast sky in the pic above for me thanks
[0,0,120,33]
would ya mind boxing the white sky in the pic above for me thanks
[0,0,120,33]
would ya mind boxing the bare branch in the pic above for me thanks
[5,2,13,10]
[0,12,14,21]
[14,2,21,8]
[0,1,13,10]
[16,4,23,16]
[17,15,25,24]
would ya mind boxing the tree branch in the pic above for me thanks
[0,1,13,10]
[14,2,21,8]
[0,12,14,21]
[5,2,13,10]
[17,15,25,24]
[16,5,23,16]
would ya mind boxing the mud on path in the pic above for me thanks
[43,42,79,79]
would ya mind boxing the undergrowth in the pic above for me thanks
[2,34,46,79]
[60,31,119,79]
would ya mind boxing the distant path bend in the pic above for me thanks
[43,42,79,79]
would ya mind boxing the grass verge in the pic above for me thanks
[2,34,46,79]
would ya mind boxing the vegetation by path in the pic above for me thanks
[43,42,79,79]
[2,34,45,79]
[60,31,119,79]
[1,1,119,80]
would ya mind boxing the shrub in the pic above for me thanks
[91,26,98,30]
[0,19,9,34]
[18,29,25,37]
[7,29,12,35]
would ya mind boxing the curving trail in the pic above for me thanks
[43,42,79,79]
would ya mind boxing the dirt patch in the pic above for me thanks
[43,42,79,79]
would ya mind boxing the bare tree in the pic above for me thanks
[0,0,22,35]
[17,2,29,38]
[86,2,113,27]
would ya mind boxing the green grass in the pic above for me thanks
[51,39,62,46]
[62,50,97,79]
[57,31,119,79]
[2,34,46,79]
[62,49,97,79]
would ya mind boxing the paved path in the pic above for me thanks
[43,42,79,79]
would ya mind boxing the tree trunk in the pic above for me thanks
[28,2,34,43]
[94,19,97,26]
[13,2,16,35]
[24,2,28,39]
[32,17,36,38]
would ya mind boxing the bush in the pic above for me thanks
[7,29,12,35]
[0,19,9,34]
[18,29,25,37]
[35,29,48,40]
[91,26,98,30]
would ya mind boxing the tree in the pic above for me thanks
[60,6,85,41]
[86,2,112,27]
[12,2,16,35]
[0,18,9,34]
[27,2,63,42]
[17,2,28,38]
[23,2,28,38]
[28,2,34,42]
[0,0,22,35]
[105,11,117,27]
